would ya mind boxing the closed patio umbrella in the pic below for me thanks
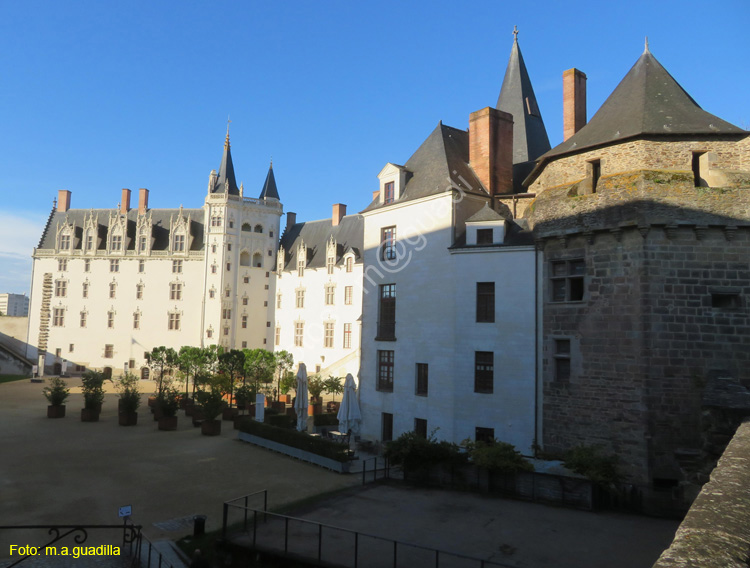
[294,363,309,431]
[337,373,362,435]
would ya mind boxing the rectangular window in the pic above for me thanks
[174,234,185,251]
[476,282,495,322]
[382,413,394,442]
[241,315,248,329]
[277,294,282,309]
[133,312,140,330]
[111,235,122,251]
[225,288,231,298]
[344,286,353,305]
[377,350,394,392]
[327,255,335,275]
[551,259,585,302]
[169,312,181,330]
[136,284,143,300]
[55,280,67,297]
[377,284,396,340]
[554,339,571,382]
[325,284,335,306]
[82,282,89,299]
[343,323,352,349]
[206,328,213,338]
[297,256,305,277]
[109,282,116,299]
[241,341,247,348]
[86,235,94,251]
[296,289,305,309]
[224,327,229,336]
[55,348,61,357]
[172,260,183,274]
[226,262,231,272]
[222,308,231,320]
[52,308,65,327]
[110,259,119,273]
[104,344,114,358]
[80,312,87,328]
[416,363,428,396]
[211,265,217,274]
[275,327,281,346]
[242,297,248,305]
[294,322,304,347]
[68,343,74,352]
[381,226,396,261]
[138,260,145,273]
[324,322,334,348]
[474,351,494,394]
[107,311,115,329]
[58,259,67,271]
[712,293,741,309]
[346,257,353,272]
[415,418,427,439]
[170,283,182,300]
[139,236,147,252]
[476,427,495,444]
[477,228,493,245]
[84,259,91,273]
[243,276,250,283]
[384,181,395,204]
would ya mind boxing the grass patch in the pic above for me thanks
[0,374,29,384]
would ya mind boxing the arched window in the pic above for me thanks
[254,224,263,233]
[240,251,250,266]
[141,367,150,380]
[252,253,263,267]
[242,223,252,232]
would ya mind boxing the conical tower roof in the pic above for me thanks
[496,29,551,165]
[259,162,280,200]
[214,132,240,195]
[540,44,746,162]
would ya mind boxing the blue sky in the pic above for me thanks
[1,0,748,295]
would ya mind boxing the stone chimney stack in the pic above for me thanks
[57,190,71,212]
[469,107,514,195]
[563,68,587,141]
[138,188,149,214]
[120,189,131,214]
[286,212,297,231]
[372,190,380,202]
[332,204,347,226]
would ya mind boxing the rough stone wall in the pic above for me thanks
[653,421,750,568]
[531,175,750,486]
[529,138,749,193]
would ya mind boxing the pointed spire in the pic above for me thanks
[644,36,650,53]
[214,126,240,196]
[259,161,280,200]
[495,28,551,191]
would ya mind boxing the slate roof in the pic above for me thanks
[466,203,506,223]
[213,134,240,195]
[259,163,280,200]
[361,123,487,213]
[279,214,364,270]
[37,209,205,252]
[538,46,747,165]
[495,35,551,165]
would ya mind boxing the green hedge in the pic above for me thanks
[313,412,339,427]
[239,418,351,463]
[266,413,295,429]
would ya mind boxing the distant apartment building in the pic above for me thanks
[0,293,29,317]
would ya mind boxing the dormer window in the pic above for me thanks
[111,235,122,251]
[59,234,71,250]
[346,256,353,273]
[173,234,185,252]
[477,229,493,245]
[465,204,506,246]
[384,182,395,204]
[377,163,408,205]
[139,236,148,253]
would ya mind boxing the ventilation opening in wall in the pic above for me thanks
[590,159,601,193]
[692,151,708,187]
[712,293,741,309]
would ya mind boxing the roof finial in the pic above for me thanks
[270,156,273,169]
[225,115,231,149]
[513,25,519,42]
[644,36,649,53]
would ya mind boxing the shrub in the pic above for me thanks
[43,376,70,406]
[81,370,107,410]
[239,419,351,462]
[266,413,295,429]
[313,413,339,427]
[307,376,325,399]
[117,373,141,413]
[464,440,534,474]
[563,445,620,484]
[385,432,468,471]
[157,388,180,417]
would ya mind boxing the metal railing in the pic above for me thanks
[221,492,514,568]
[361,456,390,485]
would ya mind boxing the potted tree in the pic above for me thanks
[117,373,141,426]
[308,376,325,416]
[81,370,106,422]
[196,378,226,436]
[324,376,344,413]
[156,387,180,431]
[43,376,70,418]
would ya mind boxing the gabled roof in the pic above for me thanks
[214,133,240,195]
[279,214,364,270]
[539,45,747,163]
[361,122,486,213]
[495,33,551,165]
[259,163,280,200]
[466,203,506,223]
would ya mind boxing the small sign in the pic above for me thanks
[32,365,38,375]
[119,505,132,518]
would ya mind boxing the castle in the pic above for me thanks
[27,35,750,498]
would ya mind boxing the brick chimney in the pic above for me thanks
[138,188,149,214]
[286,212,297,231]
[57,190,71,212]
[332,203,346,226]
[120,189,131,214]
[469,107,513,195]
[372,190,380,202]
[563,68,587,141]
